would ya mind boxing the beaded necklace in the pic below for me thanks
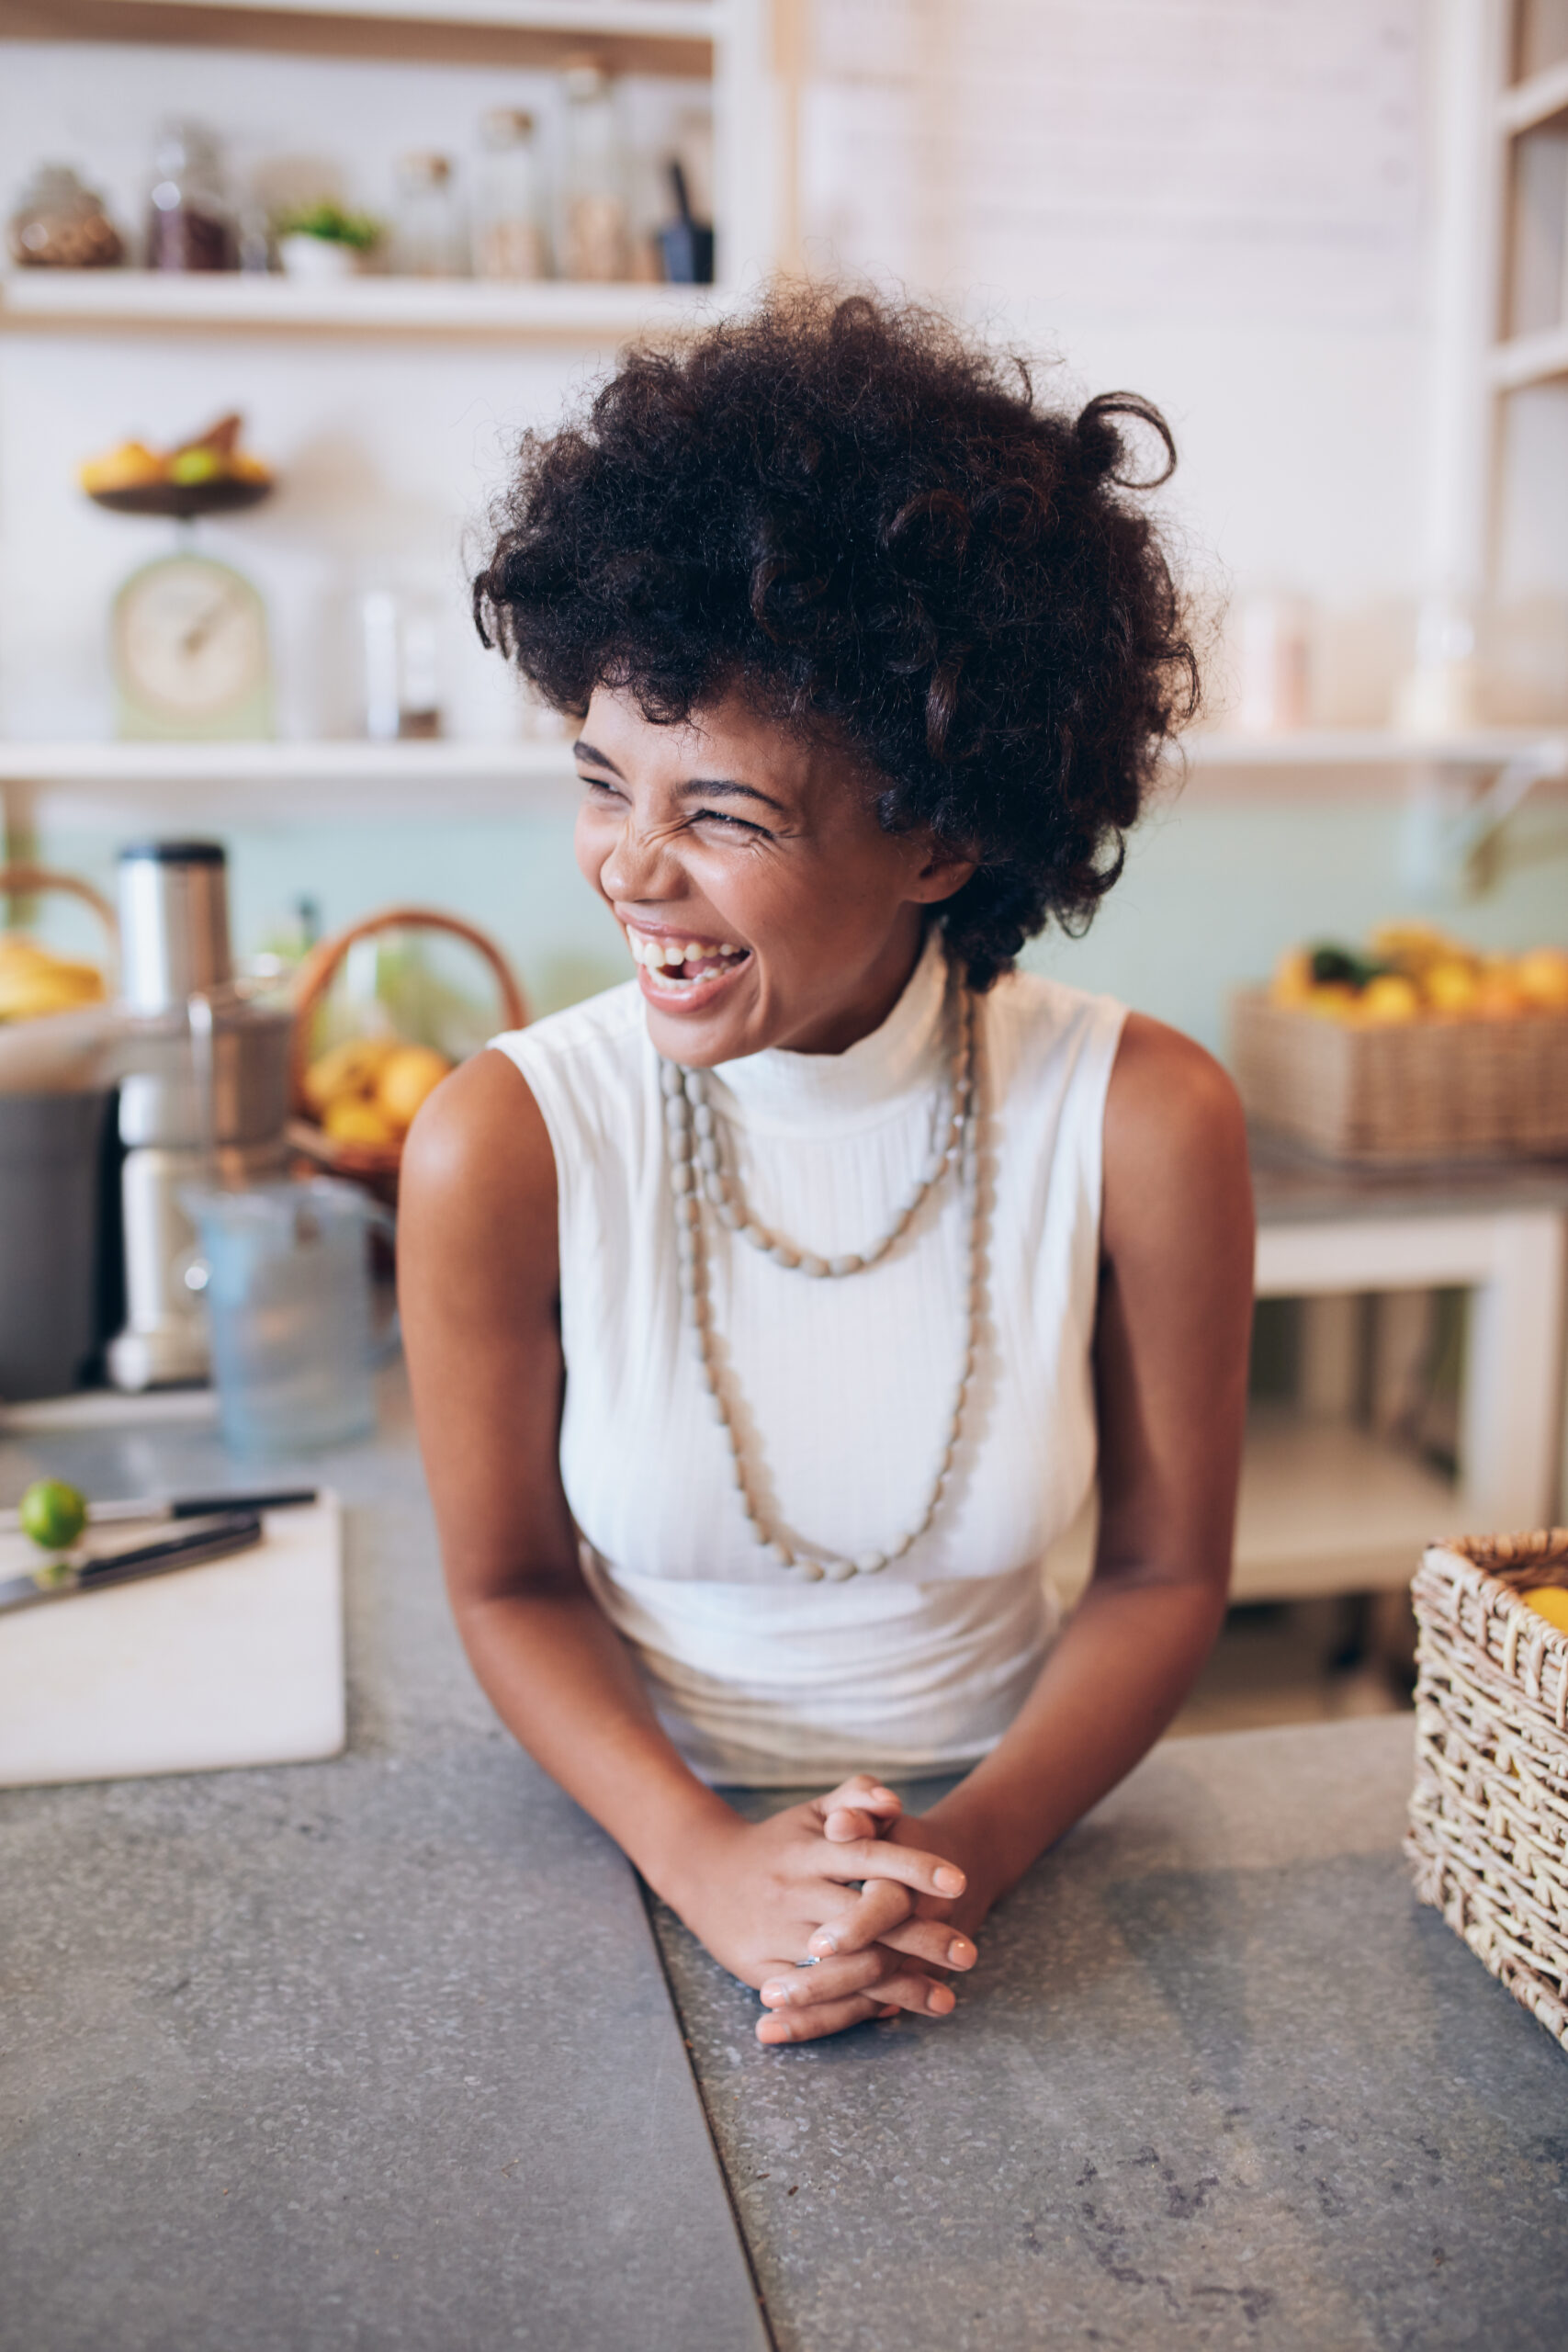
[659,962,981,1581]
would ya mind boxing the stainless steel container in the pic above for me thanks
[107,841,292,1391]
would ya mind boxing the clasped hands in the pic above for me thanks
[676,1773,985,2047]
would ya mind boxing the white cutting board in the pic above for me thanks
[0,1498,344,1788]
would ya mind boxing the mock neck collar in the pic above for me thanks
[701,926,950,1136]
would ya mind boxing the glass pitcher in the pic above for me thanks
[181,1177,398,1454]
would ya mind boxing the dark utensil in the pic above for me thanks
[0,1510,265,1613]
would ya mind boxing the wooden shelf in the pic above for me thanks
[1231,1409,1458,1604]
[1496,54,1568,135]
[0,737,579,826]
[1490,323,1568,390]
[0,270,727,340]
[0,1,716,76]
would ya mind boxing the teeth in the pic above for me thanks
[627,927,748,975]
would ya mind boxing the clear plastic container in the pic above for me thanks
[471,108,547,281]
[392,152,464,277]
[146,121,236,272]
[559,60,630,282]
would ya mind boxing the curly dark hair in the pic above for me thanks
[474,288,1198,989]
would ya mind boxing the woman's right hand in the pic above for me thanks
[669,1775,978,2044]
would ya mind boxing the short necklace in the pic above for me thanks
[660,968,982,1582]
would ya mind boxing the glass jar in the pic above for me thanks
[471,109,547,281]
[392,153,464,277]
[360,590,444,741]
[559,60,630,282]
[146,120,236,272]
[8,164,123,269]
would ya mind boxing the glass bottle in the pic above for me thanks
[471,109,547,281]
[392,153,464,277]
[559,60,629,283]
[146,121,236,272]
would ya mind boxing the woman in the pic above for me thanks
[400,291,1254,2047]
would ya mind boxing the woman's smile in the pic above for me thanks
[575,683,974,1066]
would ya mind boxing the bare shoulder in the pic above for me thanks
[1101,1012,1252,1258]
[400,1048,558,1276]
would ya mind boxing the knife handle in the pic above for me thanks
[78,1512,265,1589]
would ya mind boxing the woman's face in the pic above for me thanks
[574,684,973,1064]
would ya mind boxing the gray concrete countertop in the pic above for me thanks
[5,1389,1565,2352]
[654,1717,1568,2352]
[0,1382,766,2352]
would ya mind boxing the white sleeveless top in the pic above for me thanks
[491,931,1125,1785]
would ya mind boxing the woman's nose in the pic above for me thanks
[600,811,679,904]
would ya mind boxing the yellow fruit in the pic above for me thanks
[78,440,165,492]
[1523,1588,1568,1636]
[1303,983,1358,1020]
[1370,922,1471,978]
[376,1044,452,1132]
[1513,946,1568,1012]
[1473,967,1528,1020]
[1269,948,1314,1008]
[0,936,105,1020]
[1424,959,1481,1016]
[301,1035,398,1117]
[1355,973,1421,1025]
[321,1097,398,1148]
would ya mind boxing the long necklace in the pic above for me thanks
[660,971,982,1582]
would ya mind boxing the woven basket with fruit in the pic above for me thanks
[0,865,118,1093]
[1232,924,1568,1165]
[289,907,526,1200]
[78,413,273,520]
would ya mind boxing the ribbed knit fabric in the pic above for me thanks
[490,930,1125,1784]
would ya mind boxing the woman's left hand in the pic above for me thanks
[755,1809,988,2046]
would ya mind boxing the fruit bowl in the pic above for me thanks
[86,477,274,521]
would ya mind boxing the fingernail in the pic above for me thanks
[761,1981,792,2005]
[871,1787,896,1804]
[928,1984,956,2015]
[934,1865,965,1894]
[947,1937,973,1967]
[808,1931,837,1957]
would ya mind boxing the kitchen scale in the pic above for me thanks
[88,430,276,741]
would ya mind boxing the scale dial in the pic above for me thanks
[112,553,273,740]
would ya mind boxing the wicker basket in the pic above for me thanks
[288,905,526,1200]
[1230,989,1568,1166]
[1406,1529,1568,2052]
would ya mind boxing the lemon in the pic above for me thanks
[1523,1587,1568,1636]
[322,1097,398,1148]
[302,1035,399,1118]
[1357,973,1421,1025]
[1513,947,1568,1012]
[376,1045,452,1133]
[1424,960,1480,1015]
[19,1478,87,1554]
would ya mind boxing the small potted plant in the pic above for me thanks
[276,199,382,280]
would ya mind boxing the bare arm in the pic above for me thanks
[398,1052,968,2018]
[773,1013,1255,2021]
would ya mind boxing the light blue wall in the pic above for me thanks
[40,785,1568,1059]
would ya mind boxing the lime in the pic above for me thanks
[168,447,223,486]
[19,1478,87,1554]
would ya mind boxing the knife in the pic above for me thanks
[0,1511,265,1614]
[0,1487,317,1535]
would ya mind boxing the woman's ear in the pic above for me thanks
[906,835,977,907]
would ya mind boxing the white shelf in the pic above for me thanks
[5,729,1567,831]
[1496,55,1568,135]
[0,738,579,826]
[1184,726,1568,768]
[0,271,728,341]
[1231,1410,1459,1604]
[1489,324,1568,391]
[46,0,718,44]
